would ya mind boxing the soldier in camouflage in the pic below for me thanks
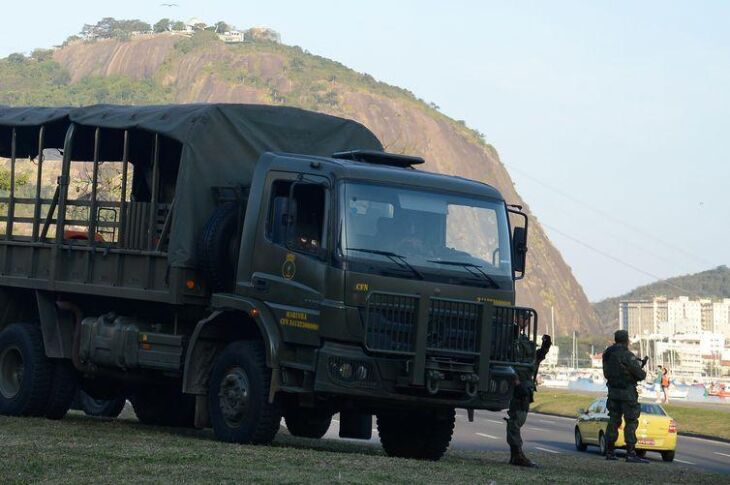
[602,329,649,463]
[505,313,551,467]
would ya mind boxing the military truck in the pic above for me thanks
[0,104,536,460]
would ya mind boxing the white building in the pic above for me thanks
[654,332,725,378]
[667,296,702,334]
[713,299,730,339]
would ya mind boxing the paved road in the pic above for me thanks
[315,409,730,474]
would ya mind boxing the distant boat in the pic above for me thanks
[708,384,730,398]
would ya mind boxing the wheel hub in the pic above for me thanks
[0,346,23,399]
[218,367,250,428]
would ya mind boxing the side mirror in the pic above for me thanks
[507,204,528,280]
[577,408,587,415]
[512,226,527,276]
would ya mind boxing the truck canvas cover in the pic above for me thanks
[0,104,383,268]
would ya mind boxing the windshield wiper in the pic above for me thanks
[426,259,499,288]
[347,248,424,280]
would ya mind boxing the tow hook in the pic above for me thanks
[460,373,479,397]
[426,370,445,394]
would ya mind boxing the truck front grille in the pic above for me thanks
[427,298,482,356]
[364,293,537,362]
[364,293,418,354]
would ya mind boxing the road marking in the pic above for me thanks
[476,432,499,440]
[680,435,730,447]
[674,459,696,465]
[332,418,340,423]
[713,452,730,458]
[281,423,287,429]
[484,419,504,425]
[527,426,548,432]
[538,419,555,424]
[535,446,560,454]
[532,412,575,421]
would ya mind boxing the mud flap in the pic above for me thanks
[339,411,372,440]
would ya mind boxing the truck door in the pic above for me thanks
[247,171,332,346]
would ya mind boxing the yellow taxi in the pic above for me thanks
[574,397,677,461]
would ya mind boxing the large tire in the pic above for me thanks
[376,408,455,460]
[79,390,127,418]
[208,340,280,444]
[44,359,79,420]
[284,408,332,439]
[131,385,195,427]
[0,323,52,417]
[197,202,240,291]
[661,450,675,462]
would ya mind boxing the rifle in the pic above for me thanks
[533,334,552,383]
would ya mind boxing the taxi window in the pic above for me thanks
[640,403,666,415]
[588,400,601,413]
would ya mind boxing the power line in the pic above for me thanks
[541,222,699,297]
[505,163,714,267]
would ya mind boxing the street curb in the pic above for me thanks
[531,410,730,445]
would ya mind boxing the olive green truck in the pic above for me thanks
[0,104,536,460]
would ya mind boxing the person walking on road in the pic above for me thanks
[602,329,649,463]
[505,313,551,467]
[654,367,663,402]
[661,367,670,404]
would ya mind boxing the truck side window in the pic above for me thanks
[267,180,326,255]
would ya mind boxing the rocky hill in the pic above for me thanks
[592,265,730,329]
[0,31,603,334]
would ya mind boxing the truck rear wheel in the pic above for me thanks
[78,390,127,418]
[44,360,79,420]
[284,408,332,439]
[208,340,280,444]
[376,408,455,460]
[131,385,195,427]
[0,323,52,417]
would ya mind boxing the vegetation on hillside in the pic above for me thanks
[592,266,730,330]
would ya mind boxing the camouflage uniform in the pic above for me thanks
[506,331,550,467]
[602,337,647,462]
[506,333,536,449]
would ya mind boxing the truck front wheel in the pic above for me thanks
[376,408,455,460]
[0,323,52,417]
[208,340,280,444]
[284,408,332,439]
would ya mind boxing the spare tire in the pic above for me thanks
[197,202,241,291]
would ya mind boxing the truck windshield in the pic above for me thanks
[340,182,512,285]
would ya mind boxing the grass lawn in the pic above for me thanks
[0,410,724,484]
[531,388,730,441]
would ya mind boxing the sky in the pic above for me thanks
[1,1,728,301]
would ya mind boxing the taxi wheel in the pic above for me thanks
[661,450,675,462]
[636,450,647,457]
[574,427,587,451]
[598,432,607,455]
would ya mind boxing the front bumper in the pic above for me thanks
[313,341,516,410]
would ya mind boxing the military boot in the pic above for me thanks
[625,446,650,463]
[604,442,618,461]
[509,446,538,467]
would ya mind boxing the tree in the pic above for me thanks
[171,21,186,31]
[154,18,171,33]
[31,49,54,62]
[7,53,26,64]
[214,21,231,33]
[193,22,207,32]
